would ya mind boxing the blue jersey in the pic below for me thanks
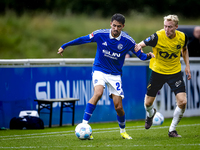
[61,29,149,75]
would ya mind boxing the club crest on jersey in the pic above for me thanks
[117,44,123,50]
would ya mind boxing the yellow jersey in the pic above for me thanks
[144,29,187,75]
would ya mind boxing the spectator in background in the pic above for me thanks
[188,26,200,57]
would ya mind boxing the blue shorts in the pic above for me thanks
[147,71,186,97]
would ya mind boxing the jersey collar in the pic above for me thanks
[109,29,122,41]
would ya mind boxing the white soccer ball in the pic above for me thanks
[153,112,164,126]
[75,123,92,140]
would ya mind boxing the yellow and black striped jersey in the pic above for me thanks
[144,29,188,75]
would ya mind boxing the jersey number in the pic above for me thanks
[116,82,121,91]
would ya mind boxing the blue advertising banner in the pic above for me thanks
[0,66,147,128]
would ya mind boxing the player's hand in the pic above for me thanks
[134,44,142,52]
[57,47,64,56]
[147,52,155,58]
[185,66,191,80]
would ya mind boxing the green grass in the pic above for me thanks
[0,116,200,150]
[0,11,200,59]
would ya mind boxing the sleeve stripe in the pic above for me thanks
[121,32,135,44]
[93,29,109,35]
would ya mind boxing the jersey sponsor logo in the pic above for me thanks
[102,49,121,59]
[159,51,178,59]
[117,44,123,50]
[89,33,94,39]
[102,41,107,46]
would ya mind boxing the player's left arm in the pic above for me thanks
[133,33,157,60]
[134,48,154,60]
[182,46,191,80]
[182,34,191,80]
[134,43,155,60]
[57,34,94,56]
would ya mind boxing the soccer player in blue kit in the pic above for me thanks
[58,13,154,139]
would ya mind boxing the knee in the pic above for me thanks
[93,90,103,100]
[145,101,153,107]
[115,105,124,115]
[178,99,187,109]
[176,93,187,109]
[115,105,123,112]
[144,95,155,107]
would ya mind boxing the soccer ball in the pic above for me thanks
[153,112,164,126]
[75,123,92,140]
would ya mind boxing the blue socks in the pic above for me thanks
[117,115,125,129]
[82,103,96,123]
[82,103,126,132]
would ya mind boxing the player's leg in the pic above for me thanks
[106,74,132,139]
[82,71,105,140]
[112,94,132,139]
[167,72,186,137]
[82,85,104,124]
[168,93,186,137]
[144,95,156,129]
[83,71,105,124]
[144,71,165,129]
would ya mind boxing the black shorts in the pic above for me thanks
[147,71,186,97]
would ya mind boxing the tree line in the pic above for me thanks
[0,0,199,18]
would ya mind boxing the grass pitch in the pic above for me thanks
[0,116,199,150]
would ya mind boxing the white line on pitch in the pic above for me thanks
[0,123,199,140]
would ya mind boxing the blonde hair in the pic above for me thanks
[164,15,179,25]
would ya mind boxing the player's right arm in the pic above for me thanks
[138,41,147,48]
[134,41,146,52]
[143,33,158,47]
[57,47,64,56]
[135,33,158,53]
[57,33,95,56]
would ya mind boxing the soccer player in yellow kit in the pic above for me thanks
[137,15,191,137]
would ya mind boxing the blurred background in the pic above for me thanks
[0,0,200,59]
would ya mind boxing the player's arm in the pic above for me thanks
[135,33,158,52]
[138,41,147,48]
[138,41,155,59]
[57,34,93,56]
[133,33,158,60]
[134,49,154,60]
[133,44,154,60]
[182,34,191,80]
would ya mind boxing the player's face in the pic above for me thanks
[110,20,124,38]
[164,20,178,39]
